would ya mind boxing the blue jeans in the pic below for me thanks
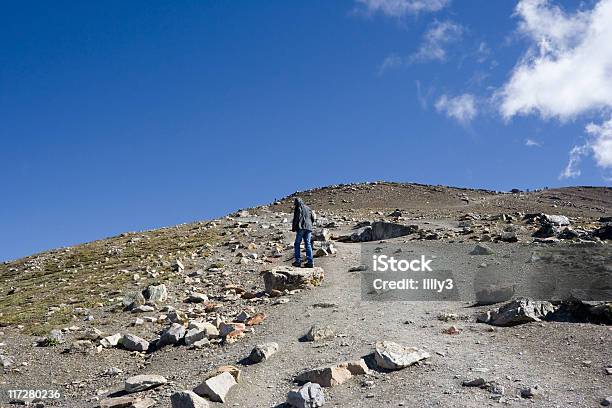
[294,229,313,264]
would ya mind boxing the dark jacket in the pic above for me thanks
[292,198,315,232]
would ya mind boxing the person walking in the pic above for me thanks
[292,197,315,268]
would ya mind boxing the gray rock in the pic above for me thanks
[124,374,167,393]
[120,334,150,352]
[248,342,279,363]
[123,291,146,311]
[520,386,540,399]
[287,382,325,408]
[144,284,168,303]
[170,390,209,408]
[499,231,518,242]
[188,292,208,303]
[100,333,122,348]
[262,266,324,293]
[470,244,494,255]
[602,396,612,406]
[374,341,430,370]
[194,371,237,403]
[543,214,570,226]
[477,298,556,326]
[305,324,334,342]
[462,378,486,387]
[0,354,14,370]
[131,305,155,313]
[158,323,186,347]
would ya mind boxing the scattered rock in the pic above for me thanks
[100,333,122,348]
[373,341,430,370]
[305,324,334,342]
[601,396,612,406]
[462,378,486,387]
[123,291,146,311]
[120,334,150,352]
[248,342,279,363]
[216,365,241,383]
[543,214,570,226]
[477,298,556,326]
[194,371,237,403]
[124,374,167,393]
[520,386,540,399]
[262,266,324,293]
[158,323,186,347]
[245,312,266,326]
[287,382,325,408]
[295,365,352,387]
[143,284,168,303]
[337,359,370,375]
[170,390,209,408]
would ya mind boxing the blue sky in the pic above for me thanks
[1,0,611,261]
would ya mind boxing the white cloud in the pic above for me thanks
[497,0,612,178]
[498,0,612,120]
[585,119,612,169]
[525,138,542,147]
[377,54,404,75]
[355,0,450,17]
[435,93,477,125]
[411,20,464,63]
[560,145,589,179]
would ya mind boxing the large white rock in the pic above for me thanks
[287,382,325,408]
[120,334,149,352]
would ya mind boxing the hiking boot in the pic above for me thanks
[304,262,314,268]
[291,261,301,267]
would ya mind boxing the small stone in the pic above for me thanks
[123,291,146,311]
[216,365,241,383]
[194,371,237,403]
[124,374,167,393]
[601,396,612,406]
[337,359,370,375]
[287,382,325,408]
[462,378,486,387]
[248,342,279,363]
[170,390,209,408]
[520,386,540,399]
[188,292,208,303]
[245,312,266,326]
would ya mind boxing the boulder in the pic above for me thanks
[295,366,352,387]
[337,359,370,375]
[194,371,237,403]
[124,374,167,393]
[170,391,209,408]
[262,266,324,293]
[374,341,430,370]
[477,297,556,326]
[533,224,559,238]
[594,223,612,240]
[120,334,150,352]
[287,382,325,408]
[248,342,279,363]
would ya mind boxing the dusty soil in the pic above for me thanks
[0,182,610,407]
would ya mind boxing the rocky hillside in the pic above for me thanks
[0,182,610,407]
